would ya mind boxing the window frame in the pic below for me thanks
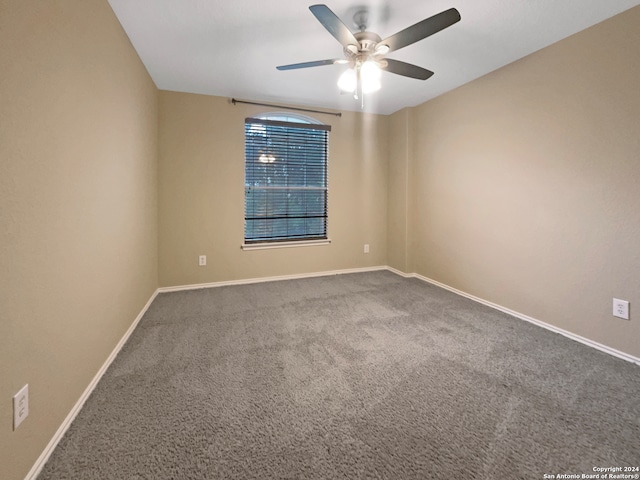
[242,113,331,250]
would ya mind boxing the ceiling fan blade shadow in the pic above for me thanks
[379,8,460,53]
[277,59,340,70]
[383,59,434,80]
[309,4,359,48]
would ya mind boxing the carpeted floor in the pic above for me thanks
[39,271,640,479]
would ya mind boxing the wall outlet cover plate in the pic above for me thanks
[613,298,629,320]
[13,384,29,430]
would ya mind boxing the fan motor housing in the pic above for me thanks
[354,31,382,52]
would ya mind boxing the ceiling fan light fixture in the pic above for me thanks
[338,60,382,95]
[361,60,381,79]
[337,68,357,92]
[361,60,382,93]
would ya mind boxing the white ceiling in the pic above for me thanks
[107,0,639,115]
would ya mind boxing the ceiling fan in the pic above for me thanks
[277,4,461,108]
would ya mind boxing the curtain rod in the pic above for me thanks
[231,98,342,117]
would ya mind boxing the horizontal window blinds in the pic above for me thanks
[244,118,329,243]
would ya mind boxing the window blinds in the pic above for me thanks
[244,118,330,243]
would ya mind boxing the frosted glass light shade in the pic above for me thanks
[337,69,356,92]
[361,61,381,93]
[337,61,382,94]
[361,60,381,79]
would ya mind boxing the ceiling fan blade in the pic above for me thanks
[383,59,434,80]
[309,4,359,48]
[276,59,340,71]
[379,8,461,53]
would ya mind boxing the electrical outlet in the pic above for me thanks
[364,244,369,254]
[13,384,29,430]
[198,255,206,266]
[613,298,629,320]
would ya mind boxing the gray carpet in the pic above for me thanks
[39,271,640,479]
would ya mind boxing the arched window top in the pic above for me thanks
[253,112,323,125]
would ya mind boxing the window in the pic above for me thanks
[244,114,330,245]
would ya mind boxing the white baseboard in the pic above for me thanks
[157,266,388,293]
[394,269,640,367]
[24,289,159,480]
[385,266,413,278]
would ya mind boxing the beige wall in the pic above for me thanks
[158,92,388,287]
[403,7,640,358]
[387,108,412,273]
[0,1,158,479]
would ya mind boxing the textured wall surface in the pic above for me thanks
[405,7,640,358]
[386,108,412,273]
[158,92,388,287]
[0,1,158,478]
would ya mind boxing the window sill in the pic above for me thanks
[241,239,331,251]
